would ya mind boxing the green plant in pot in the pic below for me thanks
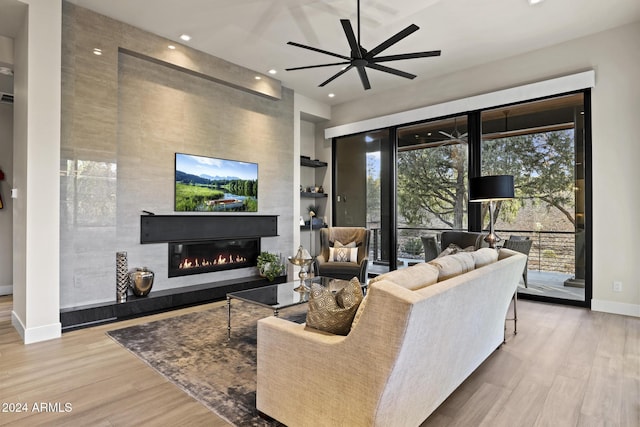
[257,251,285,281]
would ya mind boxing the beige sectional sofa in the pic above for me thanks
[256,248,527,427]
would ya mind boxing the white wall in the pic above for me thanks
[291,93,330,274]
[12,0,62,343]
[326,22,640,317]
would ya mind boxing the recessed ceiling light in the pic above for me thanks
[168,45,176,50]
[268,69,277,75]
[180,34,191,41]
[328,93,335,98]
[255,76,262,80]
[93,48,102,56]
[528,0,544,5]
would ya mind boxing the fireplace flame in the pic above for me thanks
[179,253,248,270]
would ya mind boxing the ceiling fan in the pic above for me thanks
[285,0,441,90]
[438,118,468,144]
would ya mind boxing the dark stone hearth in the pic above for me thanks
[60,275,286,332]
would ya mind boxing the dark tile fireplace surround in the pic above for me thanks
[60,215,284,331]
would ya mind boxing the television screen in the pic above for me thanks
[175,153,258,212]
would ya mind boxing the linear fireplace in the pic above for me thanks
[168,238,260,277]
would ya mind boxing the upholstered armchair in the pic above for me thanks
[421,231,489,262]
[312,227,371,283]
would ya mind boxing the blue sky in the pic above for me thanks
[175,153,257,180]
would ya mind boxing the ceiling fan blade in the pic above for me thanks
[286,61,351,71]
[356,66,371,90]
[439,131,454,139]
[319,65,353,87]
[371,50,441,63]
[341,19,362,58]
[287,41,351,61]
[366,63,416,80]
[366,24,419,58]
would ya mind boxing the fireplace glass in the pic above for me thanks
[168,238,260,277]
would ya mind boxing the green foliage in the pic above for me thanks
[398,144,468,229]
[244,197,258,212]
[397,130,577,230]
[366,155,381,223]
[481,131,576,226]
[256,252,285,281]
[402,238,424,256]
[175,182,224,211]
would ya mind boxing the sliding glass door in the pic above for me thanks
[395,115,469,268]
[331,91,590,306]
[333,129,393,273]
[480,93,587,303]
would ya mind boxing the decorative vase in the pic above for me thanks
[128,267,154,297]
[116,251,128,303]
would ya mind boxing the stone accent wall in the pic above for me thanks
[60,2,294,308]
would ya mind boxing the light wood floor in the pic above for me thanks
[0,295,638,426]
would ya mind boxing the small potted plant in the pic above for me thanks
[256,251,285,281]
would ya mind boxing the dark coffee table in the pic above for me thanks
[226,276,360,338]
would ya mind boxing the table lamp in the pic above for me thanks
[469,175,514,248]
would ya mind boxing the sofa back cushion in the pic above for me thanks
[472,247,499,268]
[428,251,475,281]
[368,262,439,291]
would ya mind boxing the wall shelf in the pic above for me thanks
[300,192,328,198]
[300,157,327,168]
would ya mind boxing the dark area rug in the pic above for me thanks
[107,302,306,426]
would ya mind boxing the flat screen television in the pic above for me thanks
[175,153,258,212]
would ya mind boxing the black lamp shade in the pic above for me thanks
[469,175,514,201]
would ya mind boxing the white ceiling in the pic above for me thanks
[5,0,640,105]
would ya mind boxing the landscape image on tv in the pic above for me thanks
[175,153,258,212]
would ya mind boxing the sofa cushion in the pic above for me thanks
[368,262,439,291]
[306,277,364,335]
[428,252,475,281]
[472,247,499,268]
[437,243,474,258]
[329,246,358,263]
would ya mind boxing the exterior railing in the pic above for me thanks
[370,227,579,275]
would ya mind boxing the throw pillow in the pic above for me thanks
[368,262,439,290]
[437,243,475,258]
[334,240,357,248]
[306,277,364,335]
[329,246,359,263]
[472,247,499,268]
[428,251,475,281]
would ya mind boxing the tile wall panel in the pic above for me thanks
[61,2,293,309]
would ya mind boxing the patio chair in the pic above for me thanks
[503,237,533,287]
[421,231,488,262]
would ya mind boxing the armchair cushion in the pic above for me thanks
[306,278,364,335]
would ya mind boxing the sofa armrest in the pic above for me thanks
[257,317,372,426]
[256,282,413,426]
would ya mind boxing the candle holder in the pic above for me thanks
[288,245,313,292]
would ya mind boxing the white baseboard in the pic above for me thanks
[591,299,640,317]
[0,285,12,295]
[11,311,62,344]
